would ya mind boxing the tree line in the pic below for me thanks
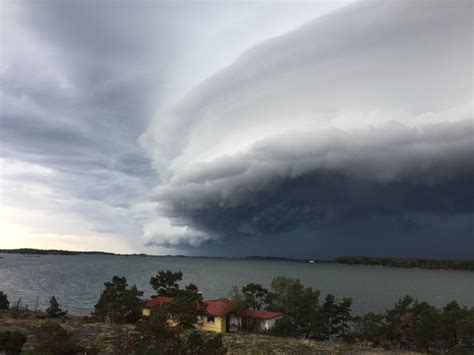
[244,277,473,353]
[334,256,474,271]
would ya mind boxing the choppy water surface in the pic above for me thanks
[0,254,472,315]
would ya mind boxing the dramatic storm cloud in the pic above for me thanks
[141,0,473,257]
[1,0,348,253]
[1,0,472,257]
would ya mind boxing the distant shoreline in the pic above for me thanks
[1,248,473,271]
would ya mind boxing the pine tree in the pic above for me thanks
[0,291,9,310]
[150,270,183,296]
[442,300,461,347]
[333,298,353,338]
[320,294,338,340]
[411,301,440,352]
[267,277,320,338]
[93,276,144,323]
[242,283,268,310]
[46,296,67,318]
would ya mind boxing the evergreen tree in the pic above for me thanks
[46,296,67,318]
[150,270,183,297]
[242,283,268,310]
[267,277,320,338]
[333,298,353,339]
[355,298,474,352]
[93,275,144,323]
[411,301,440,351]
[385,295,414,347]
[168,283,207,332]
[457,306,474,347]
[133,276,208,353]
[0,291,9,310]
[320,294,338,340]
[353,312,387,346]
[442,300,461,347]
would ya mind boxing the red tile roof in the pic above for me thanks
[145,297,283,319]
[242,309,283,319]
[145,296,174,308]
[204,299,283,319]
[204,299,234,317]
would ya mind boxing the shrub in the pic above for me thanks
[10,299,29,319]
[0,291,9,310]
[32,321,82,355]
[0,330,27,355]
[270,316,299,337]
[133,306,177,352]
[180,330,227,355]
[447,343,474,355]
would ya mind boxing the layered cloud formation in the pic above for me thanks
[2,0,346,253]
[142,0,473,254]
[1,0,472,257]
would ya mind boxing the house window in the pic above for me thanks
[207,316,215,324]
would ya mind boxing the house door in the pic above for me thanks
[225,315,230,333]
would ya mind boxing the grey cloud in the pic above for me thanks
[144,0,472,171]
[144,0,474,256]
[0,1,168,246]
[153,121,473,238]
[2,0,472,257]
[3,0,340,252]
[197,213,474,260]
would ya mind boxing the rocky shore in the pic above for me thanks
[0,311,422,354]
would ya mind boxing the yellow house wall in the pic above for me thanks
[143,307,226,333]
[199,316,226,333]
[142,307,151,317]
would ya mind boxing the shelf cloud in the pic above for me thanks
[142,0,473,254]
[2,0,472,257]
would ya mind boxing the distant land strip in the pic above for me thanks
[0,248,473,271]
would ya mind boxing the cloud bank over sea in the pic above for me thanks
[141,0,473,257]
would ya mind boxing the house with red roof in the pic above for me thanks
[142,296,282,333]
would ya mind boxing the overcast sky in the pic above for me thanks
[1,0,472,258]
